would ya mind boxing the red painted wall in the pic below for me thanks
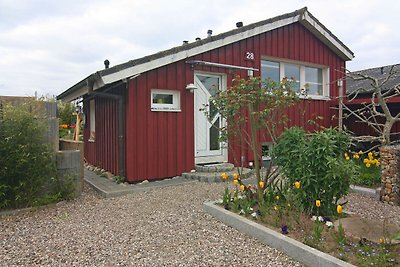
[82,22,347,182]
[83,86,124,175]
[122,22,347,182]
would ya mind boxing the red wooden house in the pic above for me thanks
[57,7,354,182]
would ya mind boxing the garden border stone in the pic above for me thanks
[204,201,356,267]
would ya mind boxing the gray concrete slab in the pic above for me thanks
[350,185,380,200]
[84,169,196,198]
[204,201,356,267]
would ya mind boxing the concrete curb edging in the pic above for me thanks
[204,201,355,267]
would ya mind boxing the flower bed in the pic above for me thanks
[214,174,399,267]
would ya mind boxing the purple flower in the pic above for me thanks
[281,225,288,234]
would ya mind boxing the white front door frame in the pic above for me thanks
[194,71,228,164]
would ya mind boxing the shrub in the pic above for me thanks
[273,127,357,215]
[0,101,66,209]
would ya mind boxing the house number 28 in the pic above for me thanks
[245,52,255,61]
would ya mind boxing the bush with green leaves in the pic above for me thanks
[273,127,357,215]
[0,101,73,209]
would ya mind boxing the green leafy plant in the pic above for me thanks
[0,101,57,209]
[0,100,75,210]
[273,127,357,215]
[209,76,300,202]
[114,175,125,184]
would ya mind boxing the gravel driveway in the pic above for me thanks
[0,182,303,267]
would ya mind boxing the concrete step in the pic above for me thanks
[195,162,234,173]
[182,167,253,183]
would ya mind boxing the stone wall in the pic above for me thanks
[380,145,400,205]
[56,150,82,197]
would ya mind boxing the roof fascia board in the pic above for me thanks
[101,15,302,85]
[301,12,354,61]
[60,85,89,102]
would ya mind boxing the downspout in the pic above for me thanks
[87,80,126,178]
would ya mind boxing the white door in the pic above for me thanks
[194,73,227,164]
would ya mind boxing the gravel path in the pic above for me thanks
[346,192,400,225]
[2,181,399,267]
[0,182,303,267]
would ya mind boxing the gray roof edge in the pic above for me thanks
[303,9,354,59]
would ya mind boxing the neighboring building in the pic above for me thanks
[345,64,400,144]
[57,7,354,182]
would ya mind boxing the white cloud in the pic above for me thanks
[0,0,399,96]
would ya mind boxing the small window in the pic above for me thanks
[151,89,181,112]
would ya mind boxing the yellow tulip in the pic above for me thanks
[275,195,280,200]
[294,181,300,189]
[247,184,252,190]
[274,205,278,211]
[233,173,239,180]
[221,172,228,180]
[240,185,245,191]
[337,205,343,214]
[233,179,239,185]
[345,156,350,161]
[316,200,321,208]
[366,163,371,168]
[259,181,265,188]
[379,238,384,244]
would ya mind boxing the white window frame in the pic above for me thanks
[151,89,181,112]
[261,59,330,100]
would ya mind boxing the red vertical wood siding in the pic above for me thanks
[83,86,123,175]
[99,22,349,182]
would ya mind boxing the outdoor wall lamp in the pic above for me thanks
[186,83,197,93]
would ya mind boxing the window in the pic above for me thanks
[89,99,95,142]
[151,89,181,112]
[284,63,300,91]
[305,67,323,95]
[261,59,329,98]
[261,61,280,83]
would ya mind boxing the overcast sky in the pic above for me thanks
[0,0,399,97]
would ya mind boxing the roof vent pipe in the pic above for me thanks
[207,30,212,37]
[195,37,201,41]
[183,40,189,45]
[104,59,110,69]
[236,22,243,28]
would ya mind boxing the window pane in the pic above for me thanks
[305,67,323,95]
[261,60,280,83]
[153,94,173,104]
[197,75,219,96]
[210,118,220,150]
[284,64,300,91]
